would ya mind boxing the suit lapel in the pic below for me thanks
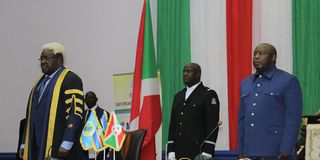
[185,82,203,104]
[95,106,103,120]
[33,77,43,103]
[38,76,53,103]
[39,84,50,103]
[177,88,187,105]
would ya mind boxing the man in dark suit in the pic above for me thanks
[19,42,85,160]
[83,91,111,160]
[238,43,302,160]
[167,63,220,160]
[84,91,109,122]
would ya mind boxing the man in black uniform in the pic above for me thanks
[167,63,220,160]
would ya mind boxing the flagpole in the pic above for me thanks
[94,151,97,160]
[165,143,168,160]
[113,149,115,160]
[103,149,105,160]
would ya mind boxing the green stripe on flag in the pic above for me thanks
[142,0,157,79]
[293,0,320,115]
[157,0,191,149]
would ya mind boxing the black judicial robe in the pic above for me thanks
[22,67,85,160]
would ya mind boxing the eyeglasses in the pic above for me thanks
[38,56,57,61]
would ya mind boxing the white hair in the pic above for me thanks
[42,42,66,63]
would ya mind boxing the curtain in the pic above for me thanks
[157,0,191,148]
[293,0,320,115]
[189,0,229,149]
[226,0,253,150]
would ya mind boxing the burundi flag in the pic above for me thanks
[80,110,105,151]
[103,112,126,151]
[130,0,162,159]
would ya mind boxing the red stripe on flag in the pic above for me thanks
[130,0,162,159]
[139,95,162,147]
[139,95,161,159]
[140,137,156,160]
[130,1,146,122]
[226,0,253,150]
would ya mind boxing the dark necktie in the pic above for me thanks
[38,76,50,99]
[86,110,92,121]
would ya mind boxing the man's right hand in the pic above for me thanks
[237,154,251,160]
[168,152,176,160]
[19,148,24,159]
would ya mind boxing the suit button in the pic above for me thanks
[251,123,254,127]
[253,103,256,106]
[179,122,183,125]
[179,133,182,136]
[183,103,186,106]
[181,112,184,115]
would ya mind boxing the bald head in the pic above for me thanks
[258,43,277,57]
[183,63,202,87]
[84,91,98,109]
[253,43,277,73]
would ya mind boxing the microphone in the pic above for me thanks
[194,121,223,160]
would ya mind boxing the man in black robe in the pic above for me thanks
[19,42,85,160]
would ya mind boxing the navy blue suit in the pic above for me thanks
[84,106,109,127]
[238,66,302,158]
[96,106,109,121]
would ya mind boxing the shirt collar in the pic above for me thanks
[186,81,201,90]
[45,66,63,79]
[90,105,98,111]
[253,66,277,81]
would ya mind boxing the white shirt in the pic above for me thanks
[85,105,98,121]
[185,81,201,100]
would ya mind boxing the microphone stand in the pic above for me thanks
[194,121,222,160]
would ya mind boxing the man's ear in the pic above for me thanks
[196,72,201,80]
[56,53,64,65]
[272,54,277,64]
